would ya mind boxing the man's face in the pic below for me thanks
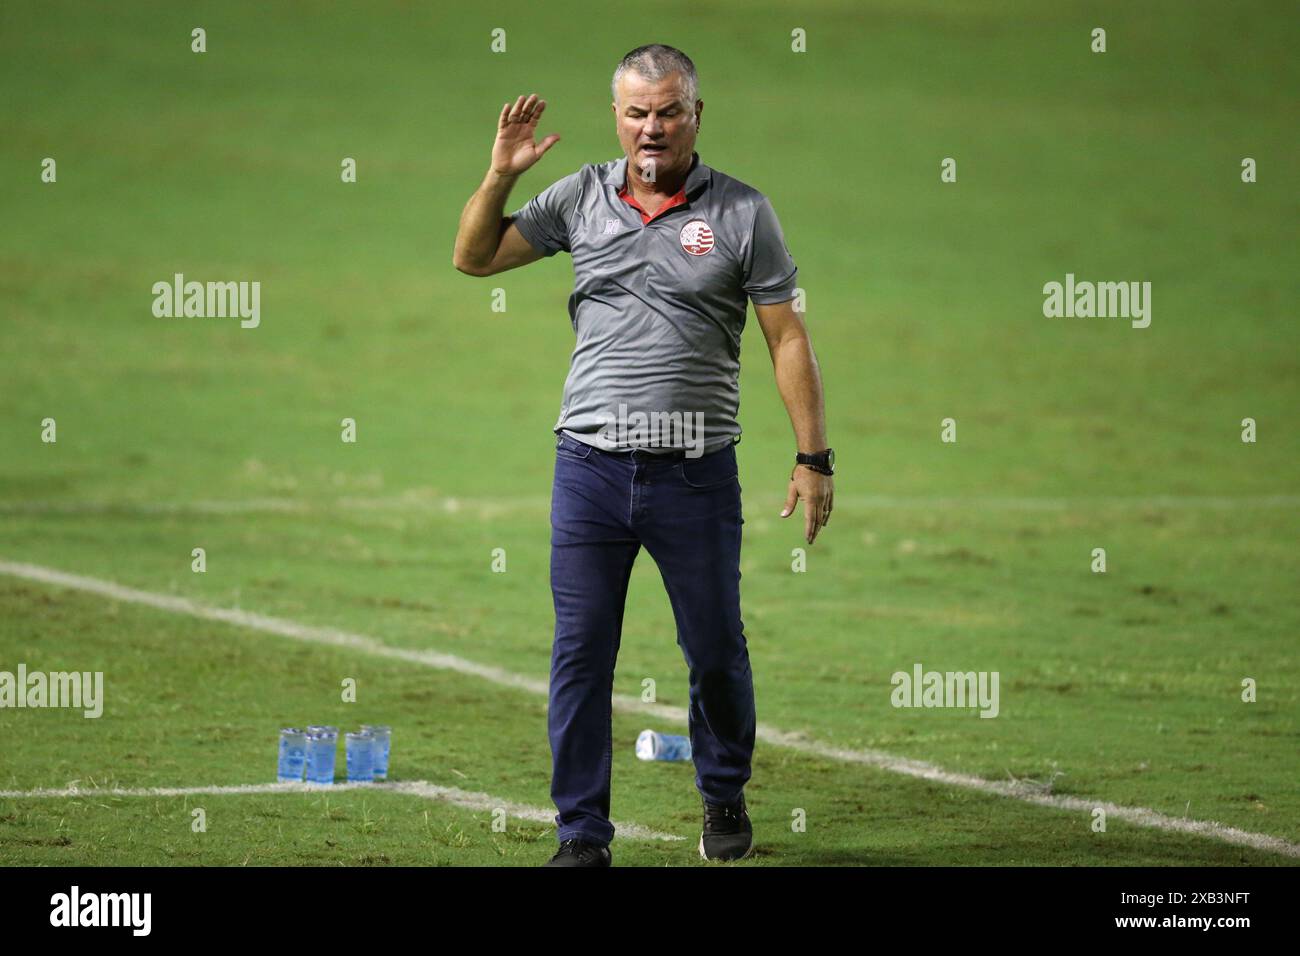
[612,70,702,183]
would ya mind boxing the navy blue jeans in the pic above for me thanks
[548,432,755,846]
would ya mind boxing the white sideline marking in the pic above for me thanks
[0,780,682,842]
[755,731,1300,858]
[0,560,550,696]
[2,559,1297,859]
[1,494,1297,517]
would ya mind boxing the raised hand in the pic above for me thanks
[492,94,560,176]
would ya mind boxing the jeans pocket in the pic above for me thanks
[679,447,739,489]
[556,435,595,461]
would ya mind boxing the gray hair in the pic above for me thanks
[611,44,699,113]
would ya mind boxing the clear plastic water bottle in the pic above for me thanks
[304,732,337,784]
[636,729,692,761]
[345,731,374,783]
[277,728,308,782]
[361,725,391,780]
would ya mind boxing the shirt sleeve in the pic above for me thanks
[742,196,799,304]
[507,169,584,258]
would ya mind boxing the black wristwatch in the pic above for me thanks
[795,448,834,476]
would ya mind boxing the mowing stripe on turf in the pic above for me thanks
[2,558,1297,859]
[1,494,1298,517]
[0,780,683,842]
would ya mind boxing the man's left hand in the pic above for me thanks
[781,466,834,545]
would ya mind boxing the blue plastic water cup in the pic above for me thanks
[304,732,336,784]
[635,729,692,761]
[360,725,391,780]
[345,731,374,783]
[277,728,308,781]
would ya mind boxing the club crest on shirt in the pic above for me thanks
[679,219,715,256]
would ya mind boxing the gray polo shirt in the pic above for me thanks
[508,151,798,456]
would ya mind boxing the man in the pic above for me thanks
[453,44,833,866]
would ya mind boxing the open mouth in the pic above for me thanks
[639,145,667,154]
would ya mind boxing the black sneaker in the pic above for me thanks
[543,838,612,867]
[700,793,753,861]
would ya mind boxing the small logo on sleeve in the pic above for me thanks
[679,219,715,255]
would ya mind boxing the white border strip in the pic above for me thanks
[1,559,1296,859]
[0,780,682,842]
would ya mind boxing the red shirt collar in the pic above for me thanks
[617,183,688,225]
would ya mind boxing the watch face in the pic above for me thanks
[827,448,834,470]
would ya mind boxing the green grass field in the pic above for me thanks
[1,0,1296,866]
